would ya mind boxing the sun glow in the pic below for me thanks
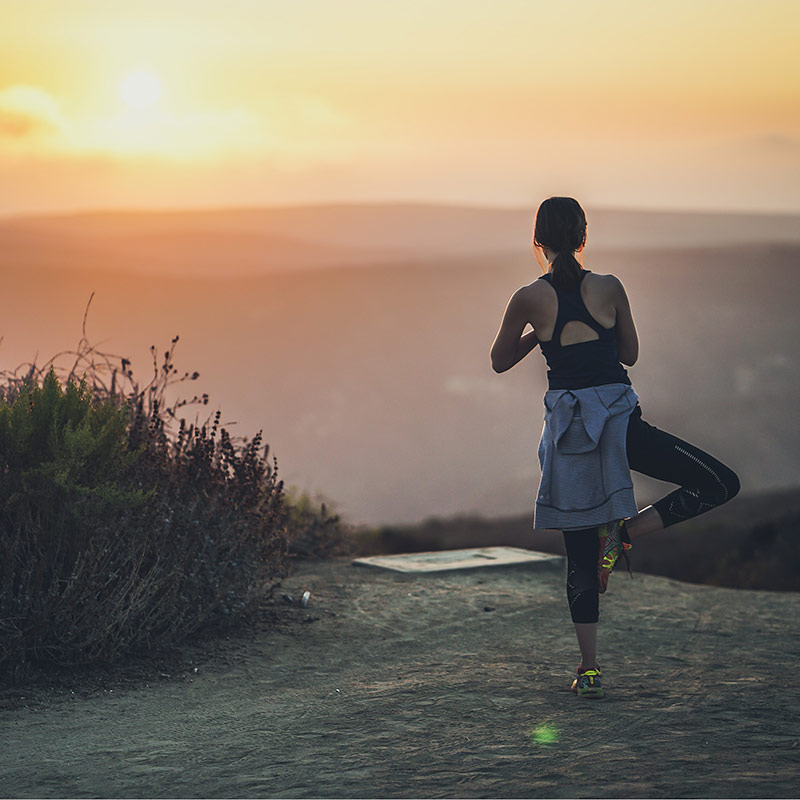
[2,1,799,214]
[120,70,162,110]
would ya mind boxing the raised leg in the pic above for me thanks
[624,405,740,541]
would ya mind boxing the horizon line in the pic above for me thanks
[2,198,800,222]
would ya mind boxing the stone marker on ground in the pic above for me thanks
[352,546,563,574]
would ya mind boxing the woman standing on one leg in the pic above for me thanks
[490,196,740,698]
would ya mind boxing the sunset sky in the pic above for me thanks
[1,0,798,216]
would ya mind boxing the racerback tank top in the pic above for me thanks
[537,270,631,390]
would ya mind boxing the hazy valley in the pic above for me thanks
[1,203,798,524]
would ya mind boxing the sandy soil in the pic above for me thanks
[2,555,799,799]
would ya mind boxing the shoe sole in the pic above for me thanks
[572,679,605,697]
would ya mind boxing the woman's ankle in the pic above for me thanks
[625,506,665,542]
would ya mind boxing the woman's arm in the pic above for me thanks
[490,287,539,373]
[612,276,639,366]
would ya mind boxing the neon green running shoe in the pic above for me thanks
[597,519,633,594]
[571,666,604,698]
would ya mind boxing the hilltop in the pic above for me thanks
[1,554,798,798]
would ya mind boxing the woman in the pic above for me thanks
[490,196,740,698]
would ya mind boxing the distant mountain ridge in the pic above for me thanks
[0,202,798,524]
[2,203,800,278]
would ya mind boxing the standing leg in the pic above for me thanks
[563,527,601,669]
[623,405,740,541]
[573,623,598,671]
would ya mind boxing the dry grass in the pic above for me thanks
[0,296,349,681]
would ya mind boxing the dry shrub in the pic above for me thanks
[284,489,355,561]
[0,302,298,679]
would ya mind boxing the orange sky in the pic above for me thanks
[1,0,799,215]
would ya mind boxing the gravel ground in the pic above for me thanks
[2,554,799,799]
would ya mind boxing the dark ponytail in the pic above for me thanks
[548,250,583,292]
[532,196,587,292]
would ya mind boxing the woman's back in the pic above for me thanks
[505,268,637,390]
[532,270,618,344]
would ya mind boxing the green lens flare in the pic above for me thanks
[529,723,559,746]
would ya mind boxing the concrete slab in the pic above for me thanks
[352,546,563,574]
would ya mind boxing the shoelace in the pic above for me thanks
[620,543,633,578]
[619,519,634,578]
[601,521,634,578]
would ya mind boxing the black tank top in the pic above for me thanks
[537,270,631,390]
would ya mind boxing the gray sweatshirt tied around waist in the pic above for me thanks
[534,383,639,531]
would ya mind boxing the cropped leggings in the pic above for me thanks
[564,404,740,624]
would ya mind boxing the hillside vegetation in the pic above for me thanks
[0,330,347,680]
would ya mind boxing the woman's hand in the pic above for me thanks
[490,286,540,373]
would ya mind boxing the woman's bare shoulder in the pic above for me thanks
[586,270,626,295]
[511,277,552,306]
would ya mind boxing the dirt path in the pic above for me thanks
[2,556,799,798]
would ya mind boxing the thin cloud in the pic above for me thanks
[747,132,800,152]
[0,82,352,163]
[0,85,66,140]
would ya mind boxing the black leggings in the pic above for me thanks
[563,404,740,624]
